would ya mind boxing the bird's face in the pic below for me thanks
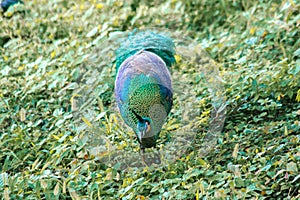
[136,117,151,142]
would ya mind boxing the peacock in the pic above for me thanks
[0,0,23,12]
[115,31,176,150]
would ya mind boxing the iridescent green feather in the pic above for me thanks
[115,31,176,72]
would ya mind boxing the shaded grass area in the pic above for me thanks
[0,0,300,199]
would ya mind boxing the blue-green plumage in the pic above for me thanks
[115,31,175,148]
[0,0,23,12]
[116,31,176,71]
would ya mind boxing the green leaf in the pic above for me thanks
[286,162,298,173]
[234,56,247,65]
[293,48,300,57]
[86,26,98,38]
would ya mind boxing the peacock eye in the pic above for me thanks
[144,119,150,125]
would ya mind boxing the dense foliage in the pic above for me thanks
[0,0,299,199]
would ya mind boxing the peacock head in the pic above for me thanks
[136,117,152,142]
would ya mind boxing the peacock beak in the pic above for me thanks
[136,131,142,142]
[136,118,151,143]
[137,128,146,142]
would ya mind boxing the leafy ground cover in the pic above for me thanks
[0,0,300,199]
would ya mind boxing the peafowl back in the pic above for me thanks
[115,31,176,149]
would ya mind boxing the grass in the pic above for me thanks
[0,0,300,199]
